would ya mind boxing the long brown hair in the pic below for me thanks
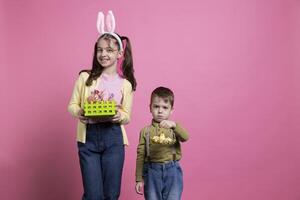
[80,33,137,91]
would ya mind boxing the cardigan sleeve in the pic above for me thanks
[119,79,133,124]
[68,73,85,117]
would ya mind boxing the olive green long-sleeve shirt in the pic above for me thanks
[135,121,189,182]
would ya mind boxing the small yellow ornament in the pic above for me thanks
[151,133,175,145]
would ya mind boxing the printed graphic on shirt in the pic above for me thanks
[87,89,115,103]
[94,73,124,105]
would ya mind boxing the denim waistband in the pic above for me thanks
[87,122,120,128]
[146,161,179,170]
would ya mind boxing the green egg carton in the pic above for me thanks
[84,101,116,117]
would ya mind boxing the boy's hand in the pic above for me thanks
[135,181,143,195]
[160,120,176,129]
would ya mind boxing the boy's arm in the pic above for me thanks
[135,129,146,182]
[135,181,143,195]
[160,120,189,142]
[173,122,189,142]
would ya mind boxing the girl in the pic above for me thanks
[68,11,136,200]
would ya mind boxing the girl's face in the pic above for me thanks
[96,38,122,68]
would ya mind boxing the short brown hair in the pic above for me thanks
[150,87,174,108]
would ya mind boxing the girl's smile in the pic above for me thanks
[96,38,122,69]
[99,57,110,65]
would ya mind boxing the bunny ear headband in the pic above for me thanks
[97,10,123,51]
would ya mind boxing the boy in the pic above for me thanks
[135,87,189,200]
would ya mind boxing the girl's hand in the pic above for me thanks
[160,120,176,129]
[111,110,121,123]
[77,108,84,116]
[135,181,143,195]
[78,109,88,124]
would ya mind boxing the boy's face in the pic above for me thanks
[150,96,173,123]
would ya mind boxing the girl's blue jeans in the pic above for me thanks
[78,123,124,200]
[143,161,183,200]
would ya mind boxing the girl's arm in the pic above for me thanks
[118,80,133,124]
[68,74,84,117]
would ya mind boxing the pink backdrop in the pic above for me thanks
[1,0,300,199]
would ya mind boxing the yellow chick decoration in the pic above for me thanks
[151,133,176,145]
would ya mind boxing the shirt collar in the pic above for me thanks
[100,73,119,82]
[151,119,160,127]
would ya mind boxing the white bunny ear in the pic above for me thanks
[97,12,105,34]
[106,10,116,33]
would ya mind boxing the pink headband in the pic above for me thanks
[97,10,123,51]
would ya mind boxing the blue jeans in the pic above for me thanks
[143,161,183,200]
[78,123,125,200]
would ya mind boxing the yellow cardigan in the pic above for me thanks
[68,72,133,145]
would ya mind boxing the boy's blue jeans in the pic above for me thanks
[78,123,124,200]
[143,161,183,200]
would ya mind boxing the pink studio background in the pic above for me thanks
[1,0,300,199]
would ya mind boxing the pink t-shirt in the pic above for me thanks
[95,73,124,105]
